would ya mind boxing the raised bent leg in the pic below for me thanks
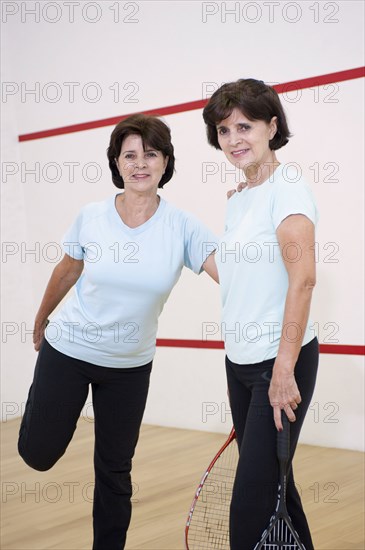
[18,340,90,471]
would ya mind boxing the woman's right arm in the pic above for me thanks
[33,254,84,351]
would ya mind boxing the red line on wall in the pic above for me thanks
[272,66,364,93]
[157,339,225,350]
[18,67,365,142]
[318,344,365,356]
[156,339,365,356]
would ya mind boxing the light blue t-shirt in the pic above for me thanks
[46,194,216,368]
[215,163,318,365]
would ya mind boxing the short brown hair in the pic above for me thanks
[107,114,175,189]
[203,79,291,151]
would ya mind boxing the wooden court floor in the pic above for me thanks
[1,418,364,549]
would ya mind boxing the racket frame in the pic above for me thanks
[185,427,236,549]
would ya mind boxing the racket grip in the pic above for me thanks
[277,412,290,462]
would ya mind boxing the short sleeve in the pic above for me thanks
[271,179,318,230]
[62,210,85,260]
[183,215,218,274]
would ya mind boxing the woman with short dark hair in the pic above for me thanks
[203,79,318,550]
[18,114,218,550]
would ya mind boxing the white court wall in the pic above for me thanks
[1,1,364,450]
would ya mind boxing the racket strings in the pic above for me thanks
[187,438,238,549]
[259,517,304,549]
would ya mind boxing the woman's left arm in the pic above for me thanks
[269,214,316,431]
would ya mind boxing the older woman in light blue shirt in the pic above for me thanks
[18,114,218,550]
[203,78,319,550]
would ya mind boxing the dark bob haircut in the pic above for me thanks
[107,113,175,189]
[203,79,291,151]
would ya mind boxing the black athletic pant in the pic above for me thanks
[18,340,152,550]
[226,337,319,550]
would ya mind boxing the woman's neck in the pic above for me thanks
[244,153,280,189]
[115,190,160,228]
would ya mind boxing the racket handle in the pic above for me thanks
[277,412,290,462]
